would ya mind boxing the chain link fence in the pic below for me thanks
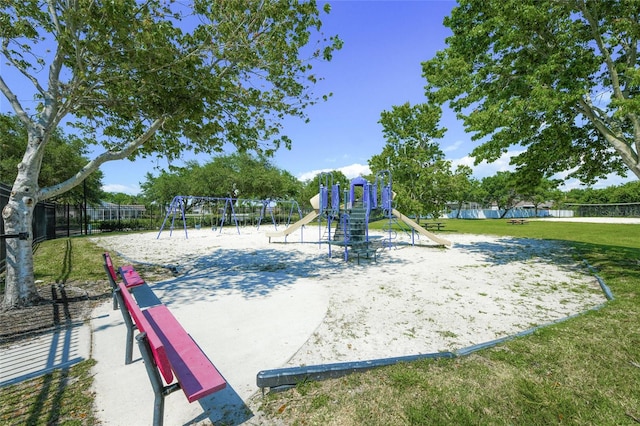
[1,184,302,274]
[565,203,640,217]
[1,183,56,274]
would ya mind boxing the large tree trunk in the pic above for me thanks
[2,130,44,310]
[2,188,38,310]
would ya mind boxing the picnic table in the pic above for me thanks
[507,219,529,225]
[425,222,446,231]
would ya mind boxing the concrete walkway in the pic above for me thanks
[0,322,91,387]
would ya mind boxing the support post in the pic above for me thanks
[115,288,137,365]
[135,333,181,426]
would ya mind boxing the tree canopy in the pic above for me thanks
[422,0,639,185]
[298,170,349,209]
[479,171,520,218]
[0,114,103,206]
[447,165,478,218]
[1,1,341,201]
[0,0,341,309]
[369,102,453,219]
[564,180,640,204]
[140,152,302,205]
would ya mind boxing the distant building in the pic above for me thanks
[89,201,146,221]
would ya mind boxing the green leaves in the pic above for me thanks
[370,102,452,219]
[0,113,103,204]
[1,0,341,178]
[140,152,302,204]
[422,0,640,184]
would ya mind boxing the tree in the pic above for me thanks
[141,153,303,202]
[422,0,639,184]
[0,1,341,309]
[480,172,520,218]
[101,192,144,206]
[299,170,349,209]
[208,152,302,200]
[564,180,640,204]
[0,114,103,206]
[565,187,607,205]
[447,165,477,218]
[516,176,561,217]
[140,167,193,210]
[369,102,450,220]
[610,181,640,203]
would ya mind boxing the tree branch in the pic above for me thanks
[0,75,31,126]
[577,1,625,101]
[39,117,166,201]
[1,42,47,98]
[579,97,639,170]
[42,0,66,129]
[575,3,640,168]
[579,93,621,138]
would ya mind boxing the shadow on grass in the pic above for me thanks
[571,241,640,291]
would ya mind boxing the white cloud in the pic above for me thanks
[102,183,141,195]
[449,154,475,170]
[449,149,524,179]
[300,151,526,184]
[443,140,464,152]
[559,174,635,191]
[339,163,372,178]
[297,163,371,181]
[451,151,636,189]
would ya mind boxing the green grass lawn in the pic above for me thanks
[2,220,640,425]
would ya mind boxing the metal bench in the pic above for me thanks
[115,281,227,426]
[103,252,144,310]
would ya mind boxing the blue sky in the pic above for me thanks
[1,1,633,195]
[101,0,633,194]
[101,0,464,194]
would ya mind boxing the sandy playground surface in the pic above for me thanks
[88,221,609,424]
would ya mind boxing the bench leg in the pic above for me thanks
[136,333,181,426]
[115,288,136,364]
[136,333,166,426]
[125,324,135,365]
[153,391,164,426]
[104,262,119,311]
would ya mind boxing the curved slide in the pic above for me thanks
[391,209,452,247]
[265,211,319,239]
[266,194,321,240]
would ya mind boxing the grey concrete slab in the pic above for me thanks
[0,322,91,387]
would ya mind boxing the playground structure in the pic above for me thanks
[266,170,452,261]
[156,171,453,254]
[264,193,322,242]
[157,195,303,239]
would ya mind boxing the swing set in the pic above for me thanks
[156,195,303,239]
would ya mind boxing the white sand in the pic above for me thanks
[88,224,607,425]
